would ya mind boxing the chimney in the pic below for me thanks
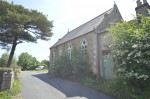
[135,0,150,17]
[143,0,147,4]
[136,0,142,7]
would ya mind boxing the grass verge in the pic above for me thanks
[0,79,21,99]
[78,77,150,99]
[74,77,131,99]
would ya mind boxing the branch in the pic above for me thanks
[16,40,23,44]
[25,29,41,35]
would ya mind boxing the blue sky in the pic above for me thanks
[1,0,146,61]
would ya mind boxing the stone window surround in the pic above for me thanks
[80,38,88,54]
[68,43,72,59]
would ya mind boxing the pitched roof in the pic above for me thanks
[51,6,114,48]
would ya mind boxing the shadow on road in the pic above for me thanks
[32,73,113,99]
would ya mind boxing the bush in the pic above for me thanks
[51,49,91,79]
[27,64,43,70]
[51,54,72,77]
[71,49,91,78]
[79,76,148,99]
[109,15,150,99]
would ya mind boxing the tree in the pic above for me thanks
[0,0,53,67]
[109,15,150,98]
[0,52,17,67]
[27,56,41,70]
[17,53,32,70]
[32,57,40,65]
[0,53,9,67]
[17,52,41,70]
[41,59,49,69]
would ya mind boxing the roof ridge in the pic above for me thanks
[68,8,113,33]
[51,6,114,48]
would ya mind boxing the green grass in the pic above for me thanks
[78,77,150,99]
[75,77,131,99]
[0,67,11,72]
[78,77,115,96]
[0,79,21,99]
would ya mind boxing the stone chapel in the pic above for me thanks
[49,0,150,79]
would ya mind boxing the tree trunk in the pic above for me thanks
[6,37,18,67]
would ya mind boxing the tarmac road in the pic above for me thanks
[20,71,113,99]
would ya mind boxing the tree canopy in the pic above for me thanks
[0,0,53,67]
[0,52,17,67]
[109,15,150,98]
[41,59,49,68]
[0,53,9,67]
[17,52,40,70]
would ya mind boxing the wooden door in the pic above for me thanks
[103,52,113,80]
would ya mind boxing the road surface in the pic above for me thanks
[20,71,113,99]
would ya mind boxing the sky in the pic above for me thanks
[0,0,148,61]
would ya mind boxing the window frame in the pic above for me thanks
[68,43,72,59]
[80,39,88,55]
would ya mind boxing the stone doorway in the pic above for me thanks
[102,52,114,80]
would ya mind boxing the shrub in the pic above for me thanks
[51,54,72,77]
[71,49,91,78]
[109,15,150,98]
[27,64,43,70]
[51,49,91,79]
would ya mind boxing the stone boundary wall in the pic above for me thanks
[1,71,14,90]
[0,71,5,89]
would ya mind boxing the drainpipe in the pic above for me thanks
[94,28,100,79]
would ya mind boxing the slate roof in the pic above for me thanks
[51,7,114,48]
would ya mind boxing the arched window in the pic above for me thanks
[68,44,72,59]
[80,39,88,54]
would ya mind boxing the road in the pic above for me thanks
[20,71,113,99]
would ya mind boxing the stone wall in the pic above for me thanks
[0,71,5,89]
[50,31,97,74]
[1,71,14,90]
